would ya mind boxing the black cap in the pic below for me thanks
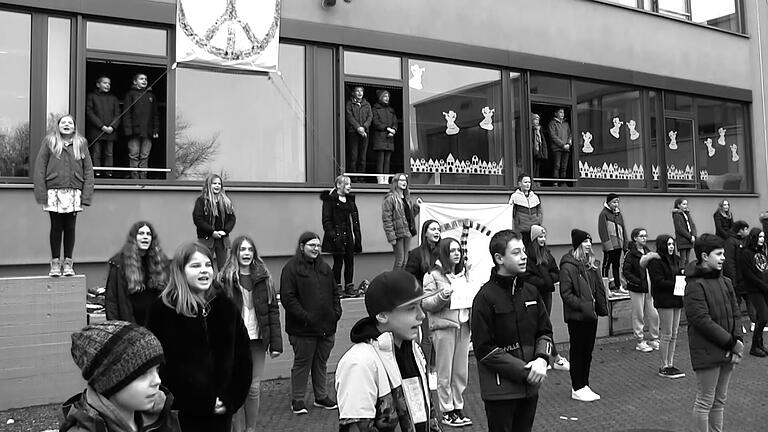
[571,229,591,250]
[606,193,620,204]
[365,270,440,317]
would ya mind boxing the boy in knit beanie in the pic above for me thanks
[60,320,180,432]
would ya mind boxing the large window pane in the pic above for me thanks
[0,11,31,177]
[175,44,305,182]
[657,0,690,18]
[87,22,167,56]
[344,51,401,80]
[696,98,748,191]
[530,73,571,99]
[408,59,503,186]
[47,17,70,130]
[664,117,696,188]
[691,0,740,33]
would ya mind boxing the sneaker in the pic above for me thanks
[553,356,571,371]
[441,411,463,427]
[314,397,338,410]
[749,347,767,357]
[62,258,75,276]
[751,322,756,332]
[454,409,472,426]
[635,341,653,353]
[648,340,660,351]
[291,400,308,414]
[49,258,61,277]
[571,387,600,402]
[584,386,601,400]
[666,366,686,379]
[658,366,670,377]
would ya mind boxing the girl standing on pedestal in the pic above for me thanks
[193,174,236,270]
[382,173,421,270]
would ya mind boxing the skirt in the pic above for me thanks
[43,188,82,213]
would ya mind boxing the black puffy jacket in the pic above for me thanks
[320,189,361,255]
[522,246,559,295]
[280,254,341,337]
[648,254,683,309]
[622,246,650,293]
[559,253,608,322]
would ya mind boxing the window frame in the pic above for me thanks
[594,0,746,35]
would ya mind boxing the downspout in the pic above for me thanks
[756,0,768,183]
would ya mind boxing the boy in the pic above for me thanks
[61,321,180,432]
[345,85,373,174]
[85,76,120,177]
[123,73,160,179]
[471,229,553,432]
[335,270,441,432]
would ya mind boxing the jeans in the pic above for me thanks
[347,131,368,173]
[484,396,539,432]
[332,236,355,286]
[431,323,470,412]
[232,340,267,432]
[693,363,734,432]
[127,136,152,179]
[567,320,598,391]
[49,212,77,259]
[630,291,659,343]
[392,237,411,270]
[680,248,691,264]
[602,249,622,288]
[289,334,334,400]
[90,140,114,169]
[658,308,682,368]
[551,150,570,180]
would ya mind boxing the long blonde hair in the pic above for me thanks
[44,115,88,160]
[200,174,234,219]
[161,242,215,317]
[573,243,599,270]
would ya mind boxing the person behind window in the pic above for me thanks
[598,193,628,294]
[509,174,543,250]
[33,114,94,278]
[382,173,422,270]
[736,228,768,357]
[123,72,159,180]
[672,198,697,264]
[713,199,735,240]
[280,232,341,415]
[372,89,397,184]
[345,86,373,175]
[623,228,660,353]
[531,113,548,182]
[218,235,283,432]
[193,174,236,270]
[547,107,572,186]
[85,76,120,178]
[320,175,362,298]
[105,221,169,326]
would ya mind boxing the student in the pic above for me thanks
[405,219,442,285]
[382,173,422,270]
[33,114,94,277]
[371,89,398,182]
[123,73,160,179]
[598,193,627,293]
[622,228,660,353]
[547,107,572,185]
[219,235,283,432]
[321,174,363,298]
[422,237,472,427]
[193,174,236,270]
[105,221,169,326]
[345,85,373,174]
[713,200,735,240]
[725,221,755,331]
[673,198,697,264]
[61,321,180,432]
[280,231,341,415]
[647,234,685,378]
[684,234,744,432]
[472,229,553,432]
[85,75,120,177]
[560,229,608,402]
[531,114,548,182]
[736,228,768,357]
[147,242,252,432]
[523,225,570,371]
[508,174,543,250]
[335,270,441,432]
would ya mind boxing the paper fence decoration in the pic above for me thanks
[610,117,623,139]
[627,120,640,141]
[731,144,740,162]
[578,161,644,180]
[581,131,594,154]
[410,154,503,175]
[409,64,425,90]
[668,131,678,150]
[704,138,715,157]
[443,110,460,135]
[479,107,495,131]
[718,128,726,146]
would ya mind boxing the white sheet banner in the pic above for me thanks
[419,202,513,294]
[176,0,281,72]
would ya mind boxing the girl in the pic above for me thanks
[598,193,627,293]
[622,228,660,353]
[648,234,685,378]
[713,200,735,240]
[320,175,362,298]
[736,228,768,357]
[34,114,94,277]
[371,89,397,182]
[382,173,422,270]
[422,238,472,427]
[147,242,252,432]
[559,229,608,402]
[105,221,169,326]
[672,198,697,264]
[405,219,442,285]
[193,174,236,269]
[524,225,570,370]
[219,236,283,432]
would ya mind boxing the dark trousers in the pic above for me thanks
[49,212,77,259]
[484,396,539,432]
[212,238,227,271]
[521,230,532,251]
[178,411,232,432]
[748,292,768,348]
[332,248,355,287]
[540,291,559,358]
[552,150,570,179]
[738,294,757,323]
[602,249,622,287]
[347,131,368,173]
[567,320,598,391]
[376,150,392,174]
[289,334,335,400]
[90,139,114,169]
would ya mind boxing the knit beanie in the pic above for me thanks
[376,89,390,100]
[571,229,591,250]
[70,321,164,398]
[605,193,620,204]
[530,225,546,243]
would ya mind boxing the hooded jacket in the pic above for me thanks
[371,102,397,152]
[672,208,697,250]
[597,204,626,252]
[422,266,469,331]
[345,97,373,133]
[508,189,543,233]
[279,254,341,337]
[713,210,734,240]
[105,251,168,325]
[320,189,362,255]
[725,236,746,294]
[192,196,236,244]
[559,253,609,322]
[85,91,121,143]
[622,245,655,293]
[235,271,283,353]
[404,220,440,285]
[647,245,683,309]
[522,244,559,295]
[736,245,768,295]
[123,88,159,138]
[547,117,571,152]
[382,192,420,243]
[33,142,95,206]
[470,269,553,401]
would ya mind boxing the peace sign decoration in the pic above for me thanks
[176,0,281,72]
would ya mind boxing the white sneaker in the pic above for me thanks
[636,341,653,353]
[571,387,600,402]
[751,322,756,332]
[647,340,660,350]
[553,356,571,371]
[584,386,601,400]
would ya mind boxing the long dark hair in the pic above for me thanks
[416,219,441,274]
[120,221,168,294]
[745,228,765,253]
[654,234,679,268]
[218,235,277,309]
[431,237,465,276]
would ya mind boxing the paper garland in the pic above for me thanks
[410,154,504,175]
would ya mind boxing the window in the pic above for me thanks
[530,73,571,99]
[663,117,696,188]
[695,97,748,191]
[47,17,71,130]
[86,22,167,56]
[602,1,744,33]
[344,51,401,80]
[407,59,504,186]
[0,11,31,177]
[175,43,306,182]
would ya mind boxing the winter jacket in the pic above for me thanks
[320,189,362,255]
[405,246,436,287]
[532,125,548,160]
[236,272,283,353]
[85,91,121,143]
[335,317,439,432]
[471,269,553,401]
[547,117,571,152]
[146,288,252,415]
[622,246,655,293]
[60,386,180,432]
[279,254,341,337]
[522,245,559,295]
[422,267,469,331]
[559,253,609,322]
[192,196,236,245]
[724,236,745,294]
[597,204,626,252]
[508,189,543,233]
[382,192,420,243]
[684,263,742,371]
[713,211,734,240]
[33,142,94,206]
[105,252,168,325]
[672,208,697,250]
[648,254,683,309]
[345,97,373,133]
[736,247,768,295]
[371,102,397,152]
[123,88,160,138]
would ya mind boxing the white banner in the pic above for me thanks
[176,0,281,72]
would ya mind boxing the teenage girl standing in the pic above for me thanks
[382,173,421,270]
[672,197,697,263]
[648,234,685,378]
[34,115,94,277]
[193,174,236,269]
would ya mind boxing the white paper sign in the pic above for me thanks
[401,377,427,424]
[674,275,686,296]
[449,278,481,310]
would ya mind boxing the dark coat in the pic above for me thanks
[192,196,236,243]
[736,247,768,294]
[104,252,167,325]
[559,253,608,322]
[672,208,697,250]
[60,387,180,432]
[345,98,373,133]
[85,91,121,143]
[146,290,252,415]
[33,142,94,206]
[597,205,626,251]
[471,269,553,401]
[123,88,160,138]
[725,236,745,294]
[713,211,735,240]
[320,190,362,255]
[279,255,342,337]
[684,263,742,371]
[237,273,283,353]
[648,254,683,309]
[522,246,559,295]
[371,102,397,151]
[622,246,650,293]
